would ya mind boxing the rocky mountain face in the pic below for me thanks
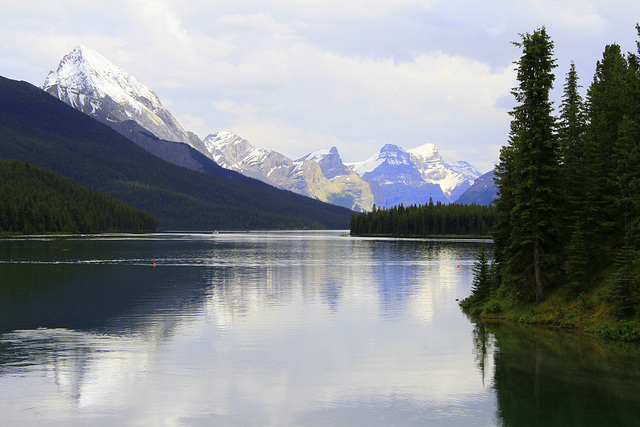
[42,45,209,156]
[204,132,374,212]
[205,135,483,211]
[298,147,375,212]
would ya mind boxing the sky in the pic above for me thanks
[3,1,640,173]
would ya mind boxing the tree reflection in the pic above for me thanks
[471,323,495,387]
[474,321,640,426]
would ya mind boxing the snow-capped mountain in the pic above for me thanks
[407,144,480,202]
[204,132,374,211]
[43,45,208,155]
[347,144,481,207]
[299,147,351,180]
[348,144,446,207]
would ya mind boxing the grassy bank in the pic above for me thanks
[463,280,640,342]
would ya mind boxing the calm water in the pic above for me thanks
[0,231,638,426]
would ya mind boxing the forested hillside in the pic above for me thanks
[350,201,495,237]
[0,159,156,234]
[0,76,353,230]
[462,26,640,341]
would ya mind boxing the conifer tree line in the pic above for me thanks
[0,159,156,234]
[467,25,640,319]
[350,200,495,237]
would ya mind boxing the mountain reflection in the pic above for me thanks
[0,233,490,425]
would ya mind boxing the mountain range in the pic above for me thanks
[0,75,353,230]
[42,46,495,210]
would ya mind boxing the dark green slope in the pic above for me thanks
[0,159,156,233]
[454,170,497,206]
[0,76,353,230]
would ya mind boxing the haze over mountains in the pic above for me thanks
[42,46,495,210]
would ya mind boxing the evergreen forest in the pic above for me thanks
[0,159,156,234]
[350,200,495,237]
[462,26,640,341]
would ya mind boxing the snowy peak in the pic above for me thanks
[44,45,160,109]
[350,144,418,180]
[203,130,250,155]
[43,45,207,153]
[203,131,270,170]
[378,144,412,163]
[407,143,439,161]
[345,142,482,205]
[298,146,350,180]
[298,146,337,163]
[205,130,246,149]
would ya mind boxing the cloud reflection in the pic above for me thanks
[0,234,493,425]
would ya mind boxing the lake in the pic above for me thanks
[0,231,639,426]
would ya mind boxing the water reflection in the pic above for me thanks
[474,321,640,426]
[0,233,491,425]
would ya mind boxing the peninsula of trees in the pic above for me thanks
[462,26,640,341]
[350,200,495,237]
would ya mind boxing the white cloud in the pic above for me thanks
[3,0,640,173]
[249,0,437,20]
[531,0,609,34]
[196,41,513,168]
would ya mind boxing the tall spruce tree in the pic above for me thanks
[494,27,561,302]
[558,63,589,293]
[558,62,586,196]
[571,43,633,274]
[613,27,640,249]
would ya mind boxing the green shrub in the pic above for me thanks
[597,321,640,342]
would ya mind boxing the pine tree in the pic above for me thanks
[493,27,561,302]
[558,63,590,293]
[492,145,516,296]
[582,44,631,256]
[613,26,640,249]
[470,242,493,304]
[557,62,586,205]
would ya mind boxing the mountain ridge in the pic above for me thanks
[204,131,374,211]
[0,75,353,230]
